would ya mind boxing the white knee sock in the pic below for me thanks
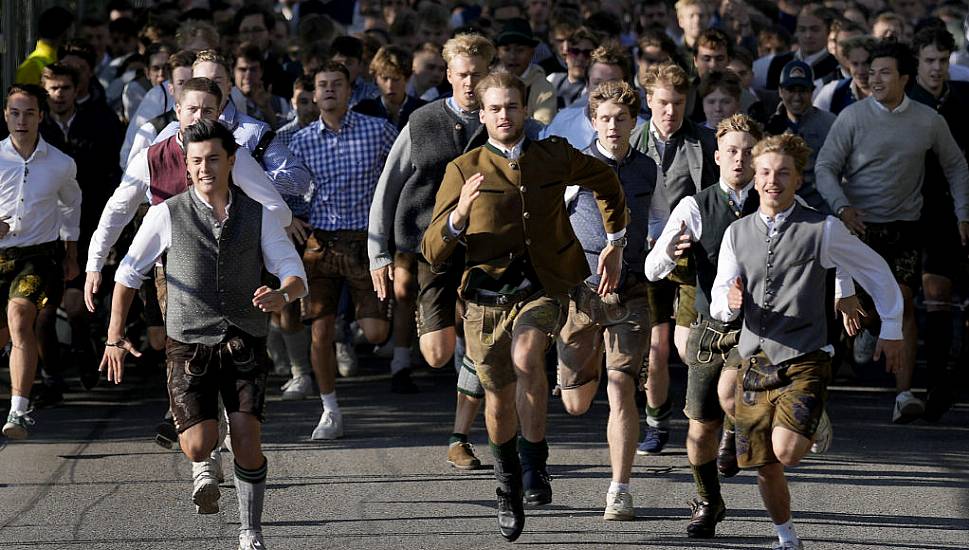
[774,519,798,544]
[10,395,29,413]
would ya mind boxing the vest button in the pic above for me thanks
[525,238,532,246]
[455,123,462,130]
[523,212,530,219]
[509,162,519,170]
[520,186,526,193]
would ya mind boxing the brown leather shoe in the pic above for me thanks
[447,441,482,470]
[717,429,740,478]
[686,498,726,538]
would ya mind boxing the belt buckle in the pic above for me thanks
[496,294,509,305]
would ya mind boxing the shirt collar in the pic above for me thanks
[319,110,354,133]
[220,99,240,130]
[191,186,233,212]
[594,140,631,163]
[758,201,797,227]
[488,135,526,160]
[719,178,754,205]
[649,120,683,143]
[1,136,48,160]
[797,49,828,66]
[871,94,911,113]
[445,96,478,118]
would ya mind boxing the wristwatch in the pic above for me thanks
[608,236,628,248]
[836,206,848,218]
[279,290,291,304]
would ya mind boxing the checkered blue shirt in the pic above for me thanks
[290,110,398,231]
[275,118,312,218]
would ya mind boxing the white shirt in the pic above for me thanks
[0,137,81,248]
[115,187,307,299]
[87,142,291,273]
[871,94,911,114]
[710,204,904,343]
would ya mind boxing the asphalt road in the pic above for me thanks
[0,356,967,550]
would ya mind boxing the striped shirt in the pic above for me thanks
[290,110,398,231]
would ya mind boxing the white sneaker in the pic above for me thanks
[192,468,221,514]
[335,342,358,377]
[810,410,832,454]
[239,529,266,550]
[603,491,634,521]
[892,391,925,424]
[772,540,804,550]
[3,409,35,440]
[311,410,344,440]
[281,375,314,401]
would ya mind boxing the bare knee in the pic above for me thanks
[421,340,454,368]
[359,318,389,344]
[561,390,592,415]
[7,303,37,344]
[312,317,336,345]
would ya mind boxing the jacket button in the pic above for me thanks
[520,186,526,193]
[509,162,519,170]
[523,212,530,219]
[455,123,462,130]
[525,238,532,245]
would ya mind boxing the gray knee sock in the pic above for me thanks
[282,327,311,377]
[234,458,267,532]
[266,324,289,372]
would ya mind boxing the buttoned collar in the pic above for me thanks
[719,178,754,206]
[758,201,797,229]
[593,140,632,164]
[318,110,355,134]
[220,99,241,130]
[649,119,684,144]
[445,96,478,118]
[190,185,233,213]
[487,135,526,160]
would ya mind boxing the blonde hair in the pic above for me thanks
[675,0,706,15]
[442,33,496,65]
[588,80,641,120]
[370,45,413,79]
[752,134,812,175]
[193,49,231,78]
[716,113,764,141]
[640,61,690,95]
[474,70,527,105]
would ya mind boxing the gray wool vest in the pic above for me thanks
[165,187,268,345]
[393,100,486,253]
[733,203,829,364]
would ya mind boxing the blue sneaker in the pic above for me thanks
[637,426,669,455]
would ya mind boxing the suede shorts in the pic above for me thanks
[166,331,270,433]
[0,241,63,324]
[557,281,650,390]
[734,350,831,469]
[463,292,565,391]
[683,316,742,422]
[302,230,390,322]
[645,262,697,328]
[415,250,464,337]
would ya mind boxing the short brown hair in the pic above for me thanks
[177,76,223,105]
[588,80,641,120]
[696,28,733,58]
[314,61,351,82]
[699,69,742,100]
[168,49,197,73]
[474,71,527,106]
[568,27,600,48]
[590,42,632,81]
[442,33,496,65]
[752,134,812,175]
[716,113,764,141]
[370,45,413,79]
[6,84,47,111]
[41,62,80,87]
[640,62,690,95]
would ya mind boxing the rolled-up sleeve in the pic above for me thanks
[260,134,313,196]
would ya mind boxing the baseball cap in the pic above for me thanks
[780,60,815,89]
[495,18,539,47]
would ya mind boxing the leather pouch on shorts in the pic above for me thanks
[182,344,211,377]
[227,337,257,373]
[742,363,790,391]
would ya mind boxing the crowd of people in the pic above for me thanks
[1,0,967,549]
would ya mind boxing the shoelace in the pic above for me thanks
[10,409,35,426]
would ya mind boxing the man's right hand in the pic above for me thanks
[838,206,867,235]
[727,277,744,311]
[371,264,394,301]
[84,271,101,313]
[666,221,692,259]
[451,172,484,231]
[99,338,142,384]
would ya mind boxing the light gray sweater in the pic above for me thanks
[815,96,969,223]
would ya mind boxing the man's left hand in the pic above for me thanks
[253,285,287,313]
[835,295,866,337]
[286,218,311,246]
[596,244,623,296]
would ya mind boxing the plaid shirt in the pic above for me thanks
[290,110,398,231]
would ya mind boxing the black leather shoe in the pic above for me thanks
[687,498,726,538]
[390,368,420,394]
[522,467,552,506]
[717,429,740,478]
[496,487,525,541]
